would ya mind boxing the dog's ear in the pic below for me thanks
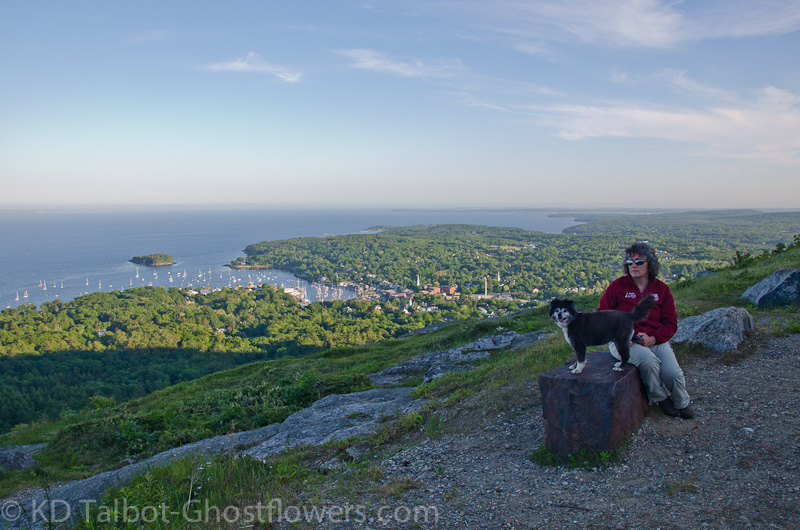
[567,300,578,312]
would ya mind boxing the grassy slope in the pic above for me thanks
[3,244,799,528]
[0,305,550,496]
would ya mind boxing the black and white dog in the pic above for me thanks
[549,295,655,374]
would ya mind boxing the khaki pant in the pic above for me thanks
[610,341,691,409]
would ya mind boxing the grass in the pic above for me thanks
[666,477,698,495]
[70,452,317,529]
[529,444,623,469]
[670,242,800,315]
[423,413,448,440]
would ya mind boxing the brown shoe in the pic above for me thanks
[678,404,695,419]
[657,398,679,417]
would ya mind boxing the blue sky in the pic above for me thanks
[2,0,799,209]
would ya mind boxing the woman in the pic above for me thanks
[598,242,694,419]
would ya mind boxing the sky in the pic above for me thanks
[1,0,799,210]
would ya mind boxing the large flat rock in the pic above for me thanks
[539,351,647,458]
[246,387,421,462]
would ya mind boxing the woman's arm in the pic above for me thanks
[597,281,618,311]
[651,287,678,344]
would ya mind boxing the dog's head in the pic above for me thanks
[549,298,577,327]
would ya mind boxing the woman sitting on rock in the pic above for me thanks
[598,242,695,419]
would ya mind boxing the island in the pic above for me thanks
[130,254,175,267]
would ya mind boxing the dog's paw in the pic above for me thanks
[570,361,585,374]
[613,361,623,371]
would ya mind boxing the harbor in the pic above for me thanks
[6,264,356,310]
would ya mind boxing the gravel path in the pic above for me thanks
[312,333,800,529]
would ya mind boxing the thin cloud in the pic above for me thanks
[519,0,686,48]
[689,1,800,39]
[410,0,800,49]
[335,48,561,107]
[654,70,737,102]
[512,40,559,62]
[335,48,464,78]
[610,69,737,103]
[455,94,510,112]
[533,86,800,164]
[207,52,302,83]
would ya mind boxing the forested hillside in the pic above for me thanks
[0,284,517,432]
[236,214,800,299]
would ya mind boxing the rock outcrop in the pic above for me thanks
[672,307,754,352]
[742,268,800,307]
[369,330,548,386]
[246,387,421,462]
[0,444,47,472]
[0,450,38,472]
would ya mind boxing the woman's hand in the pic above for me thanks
[636,334,657,347]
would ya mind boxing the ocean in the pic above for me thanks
[0,208,579,310]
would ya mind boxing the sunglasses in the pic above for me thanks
[625,259,647,266]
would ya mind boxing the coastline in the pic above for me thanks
[128,260,176,268]
[224,264,272,270]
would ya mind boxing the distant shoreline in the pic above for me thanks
[224,264,271,270]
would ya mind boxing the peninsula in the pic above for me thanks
[130,254,175,267]
[227,257,270,269]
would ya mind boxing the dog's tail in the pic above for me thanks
[630,294,656,321]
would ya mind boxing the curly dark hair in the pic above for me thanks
[623,242,660,279]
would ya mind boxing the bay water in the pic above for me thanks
[1,208,578,309]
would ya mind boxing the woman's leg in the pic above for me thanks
[650,342,691,409]
[624,343,669,404]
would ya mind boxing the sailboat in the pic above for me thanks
[99,280,102,289]
[86,278,89,286]
[43,282,47,291]
[15,292,19,301]
[23,290,28,298]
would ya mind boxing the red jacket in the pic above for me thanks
[597,275,678,344]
